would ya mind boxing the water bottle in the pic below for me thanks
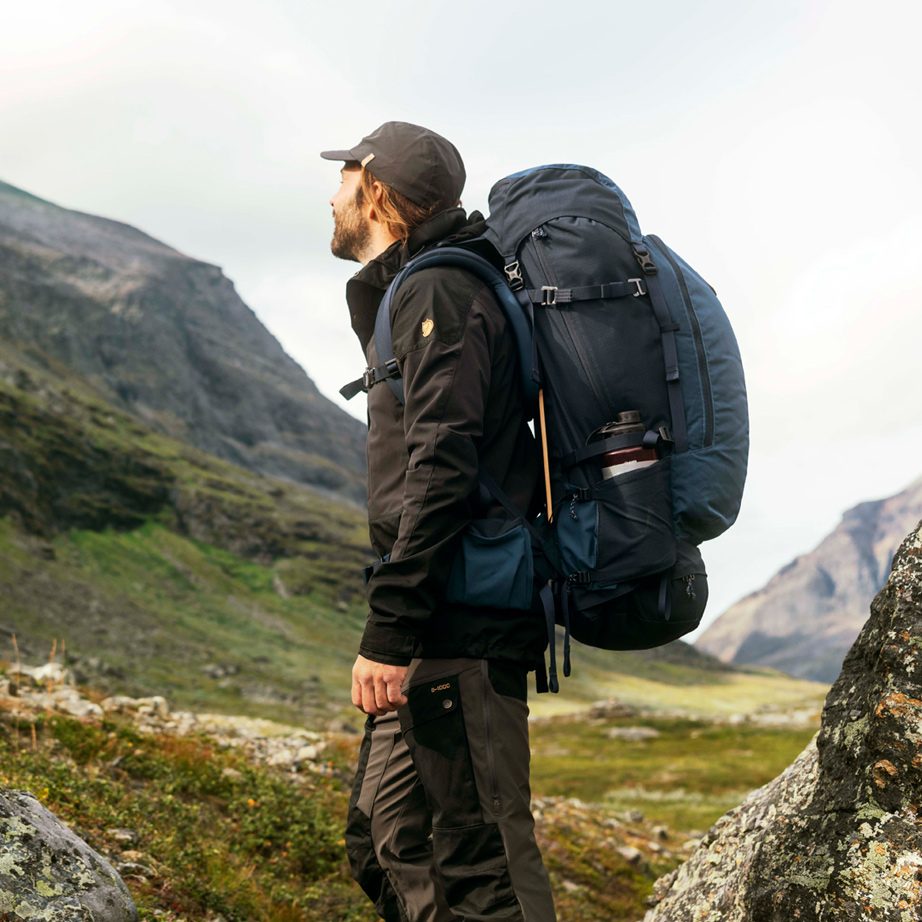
[592,411,658,480]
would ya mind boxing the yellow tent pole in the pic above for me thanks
[538,389,554,522]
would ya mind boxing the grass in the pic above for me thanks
[0,332,833,918]
[0,688,824,921]
[0,711,375,921]
[0,517,368,727]
[530,712,818,831]
[529,637,829,719]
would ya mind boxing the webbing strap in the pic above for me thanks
[526,278,646,306]
[374,271,408,404]
[339,358,402,401]
[477,468,548,552]
[539,583,559,694]
[561,429,665,470]
[371,246,540,410]
[561,584,572,678]
[340,377,365,401]
[658,573,672,621]
[634,244,688,452]
[534,658,549,695]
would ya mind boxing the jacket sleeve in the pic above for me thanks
[358,270,494,665]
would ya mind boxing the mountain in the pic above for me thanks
[0,180,366,502]
[0,339,373,723]
[696,477,922,682]
[0,177,827,726]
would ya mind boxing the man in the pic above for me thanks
[322,121,557,921]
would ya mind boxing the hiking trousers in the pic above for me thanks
[345,657,557,921]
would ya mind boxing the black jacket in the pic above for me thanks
[346,208,546,667]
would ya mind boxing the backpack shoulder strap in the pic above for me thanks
[371,245,540,411]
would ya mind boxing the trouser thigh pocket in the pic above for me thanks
[398,674,481,825]
[399,670,522,918]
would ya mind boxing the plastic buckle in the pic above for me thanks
[504,261,525,291]
[632,245,658,276]
[629,278,647,298]
[541,286,558,306]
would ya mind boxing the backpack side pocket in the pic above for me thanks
[446,519,534,610]
[556,456,676,584]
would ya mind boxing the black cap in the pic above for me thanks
[321,121,465,209]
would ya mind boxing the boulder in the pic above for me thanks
[0,789,137,921]
[643,521,922,921]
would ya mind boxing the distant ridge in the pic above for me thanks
[0,179,367,502]
[696,476,922,681]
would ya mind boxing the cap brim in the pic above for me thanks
[320,148,358,161]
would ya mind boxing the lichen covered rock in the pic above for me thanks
[0,789,137,921]
[644,520,922,921]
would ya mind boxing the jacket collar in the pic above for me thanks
[345,207,477,348]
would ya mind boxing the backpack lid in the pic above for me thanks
[484,164,644,255]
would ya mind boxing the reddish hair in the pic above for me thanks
[356,166,451,244]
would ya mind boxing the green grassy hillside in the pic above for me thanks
[0,340,829,728]
[0,343,371,724]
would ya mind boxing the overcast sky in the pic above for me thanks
[2,0,920,639]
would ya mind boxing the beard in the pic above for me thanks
[330,195,371,263]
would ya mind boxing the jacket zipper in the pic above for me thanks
[480,661,502,814]
[648,235,714,447]
[526,226,614,423]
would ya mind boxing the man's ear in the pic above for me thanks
[364,180,387,225]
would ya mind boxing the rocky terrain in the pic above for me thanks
[645,518,922,921]
[0,659,702,921]
[697,476,922,682]
[0,179,366,503]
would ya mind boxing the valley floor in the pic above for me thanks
[0,662,823,921]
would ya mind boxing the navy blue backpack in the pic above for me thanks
[352,164,748,691]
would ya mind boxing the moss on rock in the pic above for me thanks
[645,521,922,921]
[0,789,137,921]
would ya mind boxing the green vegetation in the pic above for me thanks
[0,711,374,921]
[537,805,662,922]
[0,332,832,919]
[529,652,828,719]
[0,517,368,726]
[0,344,373,725]
[531,713,818,830]
[0,693,822,921]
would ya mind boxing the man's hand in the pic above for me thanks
[351,655,409,716]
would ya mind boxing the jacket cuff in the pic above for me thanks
[358,621,416,667]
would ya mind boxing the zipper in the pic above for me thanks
[526,225,614,420]
[648,235,714,447]
[480,661,502,814]
[528,225,555,283]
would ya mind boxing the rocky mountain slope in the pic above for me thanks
[0,179,822,729]
[0,180,366,502]
[696,476,922,682]
[0,340,371,724]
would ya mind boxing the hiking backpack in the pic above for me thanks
[349,164,749,691]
